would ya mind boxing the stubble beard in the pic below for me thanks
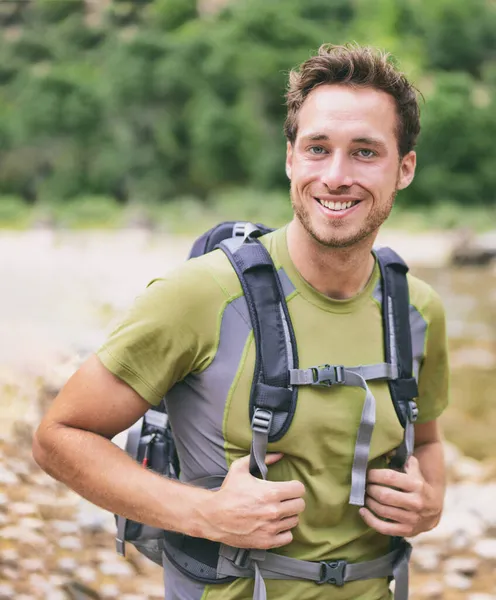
[291,187,398,250]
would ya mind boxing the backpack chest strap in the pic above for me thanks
[288,362,418,506]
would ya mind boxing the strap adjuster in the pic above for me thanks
[233,548,250,568]
[251,408,273,434]
[312,365,345,387]
[407,401,418,423]
[317,559,346,586]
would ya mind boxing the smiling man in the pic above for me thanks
[33,44,449,600]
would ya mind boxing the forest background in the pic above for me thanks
[0,0,495,231]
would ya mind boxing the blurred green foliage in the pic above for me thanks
[0,0,495,212]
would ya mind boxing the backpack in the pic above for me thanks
[115,221,418,600]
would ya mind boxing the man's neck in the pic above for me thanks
[286,219,378,300]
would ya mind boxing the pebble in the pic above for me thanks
[418,580,444,598]
[10,502,37,515]
[59,535,82,550]
[0,526,45,545]
[51,520,79,535]
[473,538,496,560]
[444,556,479,576]
[75,566,97,583]
[444,571,473,590]
[99,560,135,577]
[0,567,18,580]
[20,558,45,572]
[411,546,441,572]
[57,557,78,572]
[18,517,44,530]
[100,583,120,597]
[0,584,14,597]
[78,499,115,532]
[0,465,19,485]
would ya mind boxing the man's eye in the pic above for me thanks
[356,149,376,158]
[309,146,327,155]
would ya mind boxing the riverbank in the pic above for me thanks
[0,430,495,599]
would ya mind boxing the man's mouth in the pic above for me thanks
[314,198,360,212]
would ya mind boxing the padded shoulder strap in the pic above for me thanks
[375,247,418,428]
[219,236,298,442]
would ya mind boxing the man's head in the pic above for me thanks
[284,44,420,249]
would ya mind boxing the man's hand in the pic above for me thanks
[359,455,442,538]
[199,453,305,550]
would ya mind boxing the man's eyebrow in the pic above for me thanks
[352,137,387,149]
[302,133,329,141]
[300,134,388,149]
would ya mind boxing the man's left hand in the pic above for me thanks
[359,455,442,537]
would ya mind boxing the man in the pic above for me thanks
[33,44,449,600]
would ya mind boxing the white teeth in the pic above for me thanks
[319,199,356,211]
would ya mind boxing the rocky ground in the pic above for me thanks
[0,420,494,599]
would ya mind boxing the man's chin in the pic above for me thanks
[308,225,374,249]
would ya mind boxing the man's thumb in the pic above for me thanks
[405,455,420,473]
[230,452,284,473]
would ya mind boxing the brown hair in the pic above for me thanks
[284,43,421,157]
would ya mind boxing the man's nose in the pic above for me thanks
[321,152,354,190]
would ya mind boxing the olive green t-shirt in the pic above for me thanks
[98,226,449,600]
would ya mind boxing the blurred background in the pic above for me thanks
[0,0,495,598]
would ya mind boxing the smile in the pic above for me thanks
[314,198,360,212]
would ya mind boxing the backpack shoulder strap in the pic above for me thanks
[219,235,298,475]
[375,247,419,429]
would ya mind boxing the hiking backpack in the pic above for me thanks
[115,221,419,600]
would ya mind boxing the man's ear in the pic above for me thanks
[285,141,293,181]
[397,151,416,190]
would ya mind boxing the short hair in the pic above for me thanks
[284,43,421,157]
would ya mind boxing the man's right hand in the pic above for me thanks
[198,453,306,550]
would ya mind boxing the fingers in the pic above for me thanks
[366,468,422,493]
[359,507,413,537]
[229,452,283,475]
[270,479,306,502]
[365,495,418,526]
[269,530,293,549]
[366,483,423,512]
[229,453,284,474]
[278,497,306,519]
[265,452,284,465]
[274,514,299,533]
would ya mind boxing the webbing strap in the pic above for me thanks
[116,416,145,556]
[287,365,377,506]
[289,362,396,386]
[343,371,376,506]
[250,427,270,480]
[218,541,412,600]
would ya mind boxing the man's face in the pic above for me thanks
[286,84,416,248]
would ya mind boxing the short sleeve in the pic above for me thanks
[96,259,229,406]
[415,288,450,423]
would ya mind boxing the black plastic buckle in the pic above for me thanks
[317,559,346,586]
[251,408,273,434]
[233,548,250,568]
[312,365,345,387]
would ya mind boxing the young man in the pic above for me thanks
[33,44,449,600]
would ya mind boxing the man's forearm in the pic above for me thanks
[413,439,446,529]
[33,424,212,538]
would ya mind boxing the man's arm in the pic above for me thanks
[359,419,445,537]
[33,355,305,549]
